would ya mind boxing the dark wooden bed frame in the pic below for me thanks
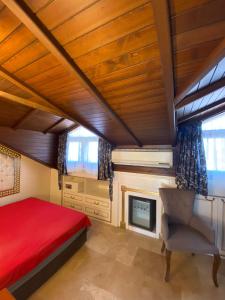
[11,229,87,300]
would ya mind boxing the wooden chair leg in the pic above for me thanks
[165,249,172,282]
[212,254,221,287]
[161,241,165,253]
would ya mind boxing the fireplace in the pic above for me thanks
[128,195,156,231]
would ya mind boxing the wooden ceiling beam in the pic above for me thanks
[0,89,113,143]
[0,70,112,144]
[43,118,65,134]
[175,38,225,106]
[176,77,225,109]
[0,67,69,119]
[61,124,79,134]
[2,0,142,147]
[152,0,176,145]
[12,108,38,129]
[178,97,225,124]
[0,91,69,116]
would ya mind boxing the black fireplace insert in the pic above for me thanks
[129,195,156,231]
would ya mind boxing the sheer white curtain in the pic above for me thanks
[66,126,98,178]
[202,113,225,196]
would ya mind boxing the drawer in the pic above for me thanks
[85,196,110,209]
[64,193,83,202]
[63,200,83,212]
[84,206,110,222]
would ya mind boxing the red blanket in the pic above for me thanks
[0,198,91,289]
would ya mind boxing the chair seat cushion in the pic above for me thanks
[165,224,219,254]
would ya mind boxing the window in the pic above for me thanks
[66,126,99,178]
[202,113,225,196]
[202,113,225,171]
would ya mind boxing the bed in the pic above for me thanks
[0,198,91,299]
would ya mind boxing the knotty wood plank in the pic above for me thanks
[172,0,225,35]
[52,0,150,45]
[2,40,48,73]
[65,3,154,58]
[0,7,21,42]
[0,25,35,65]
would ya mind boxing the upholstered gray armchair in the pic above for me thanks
[159,188,221,287]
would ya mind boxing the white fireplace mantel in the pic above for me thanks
[111,171,176,238]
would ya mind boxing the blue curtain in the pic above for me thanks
[176,122,208,196]
[98,138,114,201]
[57,133,68,190]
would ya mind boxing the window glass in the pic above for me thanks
[67,142,79,162]
[202,112,225,196]
[66,126,98,178]
[88,141,98,163]
[202,113,225,171]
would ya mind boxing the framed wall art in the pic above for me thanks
[0,144,21,198]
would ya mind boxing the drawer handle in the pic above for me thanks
[94,211,99,215]
[95,201,99,205]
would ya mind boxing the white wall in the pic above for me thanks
[0,155,51,206]
[50,168,62,205]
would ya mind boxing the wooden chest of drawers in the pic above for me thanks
[63,192,111,223]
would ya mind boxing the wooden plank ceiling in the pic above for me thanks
[0,0,224,147]
[170,0,225,124]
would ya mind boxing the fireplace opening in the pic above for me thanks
[128,195,156,231]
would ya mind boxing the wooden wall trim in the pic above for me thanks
[2,0,142,147]
[113,164,175,177]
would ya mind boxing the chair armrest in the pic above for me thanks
[190,214,215,244]
[161,213,169,241]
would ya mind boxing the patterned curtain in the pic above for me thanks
[57,132,68,190]
[176,121,208,196]
[98,138,114,201]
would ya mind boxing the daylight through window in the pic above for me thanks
[67,126,99,178]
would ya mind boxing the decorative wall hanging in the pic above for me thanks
[0,144,21,197]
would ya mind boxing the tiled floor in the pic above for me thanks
[30,220,225,300]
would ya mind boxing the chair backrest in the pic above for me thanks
[159,188,195,225]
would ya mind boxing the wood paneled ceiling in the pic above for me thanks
[0,0,224,146]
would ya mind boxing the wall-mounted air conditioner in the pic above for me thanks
[112,149,173,168]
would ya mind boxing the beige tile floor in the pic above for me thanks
[30,220,225,300]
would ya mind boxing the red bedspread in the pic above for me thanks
[0,198,91,289]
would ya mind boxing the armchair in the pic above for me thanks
[159,188,221,287]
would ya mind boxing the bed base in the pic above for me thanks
[11,229,87,300]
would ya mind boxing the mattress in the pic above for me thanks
[0,198,91,289]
